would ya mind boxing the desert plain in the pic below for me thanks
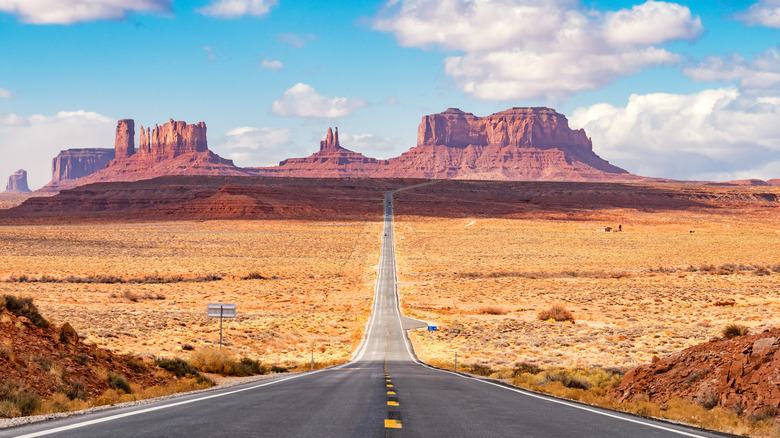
[1,180,779,376]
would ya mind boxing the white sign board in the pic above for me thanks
[207,303,236,318]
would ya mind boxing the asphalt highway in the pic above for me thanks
[2,185,730,437]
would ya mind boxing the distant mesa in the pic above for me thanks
[29,107,776,192]
[4,169,31,193]
[39,148,115,192]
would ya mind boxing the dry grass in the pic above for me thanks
[396,213,780,371]
[0,220,381,368]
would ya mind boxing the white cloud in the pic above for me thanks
[569,88,780,181]
[212,126,295,166]
[271,83,366,119]
[260,58,283,70]
[196,0,276,18]
[604,1,702,45]
[0,88,10,99]
[203,46,216,61]
[736,0,780,28]
[277,33,316,48]
[374,0,702,100]
[338,132,399,157]
[0,0,171,24]
[0,110,116,190]
[683,47,780,95]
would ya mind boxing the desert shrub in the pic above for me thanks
[126,357,147,372]
[64,380,88,401]
[189,347,236,375]
[107,373,132,394]
[234,357,267,376]
[155,357,201,378]
[753,266,771,276]
[0,381,41,417]
[748,406,778,423]
[697,385,719,410]
[467,363,493,376]
[2,295,49,328]
[123,290,139,302]
[544,371,591,390]
[537,304,575,323]
[75,353,91,366]
[181,344,194,351]
[242,271,266,280]
[722,324,749,339]
[478,306,507,315]
[30,354,53,371]
[270,365,288,373]
[513,362,542,376]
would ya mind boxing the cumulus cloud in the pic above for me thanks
[260,59,284,70]
[569,88,780,181]
[736,0,780,28]
[271,83,366,119]
[0,110,116,189]
[196,0,276,18]
[0,0,171,24]
[683,47,780,95]
[374,0,702,100]
[338,131,399,157]
[0,88,10,98]
[213,126,294,166]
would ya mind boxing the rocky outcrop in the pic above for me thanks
[5,169,31,193]
[136,119,208,160]
[38,148,116,192]
[114,119,135,158]
[612,328,780,417]
[257,127,386,178]
[250,108,635,181]
[377,107,629,180]
[71,119,247,186]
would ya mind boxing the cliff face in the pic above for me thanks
[137,119,208,160]
[380,107,628,180]
[38,148,116,192]
[250,107,634,182]
[4,169,31,193]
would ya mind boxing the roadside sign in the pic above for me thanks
[427,326,437,331]
[207,303,236,348]
[207,303,236,318]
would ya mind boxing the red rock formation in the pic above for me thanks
[612,328,780,417]
[250,108,635,181]
[4,169,31,193]
[114,119,135,158]
[38,148,116,192]
[73,119,248,186]
[378,107,629,180]
[257,127,386,178]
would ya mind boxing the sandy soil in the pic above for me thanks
[0,220,381,368]
[394,211,780,370]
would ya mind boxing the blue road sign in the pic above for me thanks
[427,326,437,331]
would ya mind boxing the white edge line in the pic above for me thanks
[13,368,332,438]
[386,188,708,438]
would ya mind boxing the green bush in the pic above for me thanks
[107,373,132,394]
[2,295,49,328]
[155,357,201,378]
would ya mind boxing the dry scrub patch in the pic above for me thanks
[395,213,780,371]
[0,220,381,368]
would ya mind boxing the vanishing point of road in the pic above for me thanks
[3,184,730,438]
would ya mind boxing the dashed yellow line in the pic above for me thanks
[386,384,393,388]
[385,419,402,429]
[387,391,395,395]
[387,401,399,406]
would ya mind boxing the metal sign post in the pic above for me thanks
[207,303,237,349]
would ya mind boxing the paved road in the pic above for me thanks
[3,185,729,437]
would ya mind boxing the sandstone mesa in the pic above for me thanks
[4,169,31,193]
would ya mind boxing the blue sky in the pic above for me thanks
[1,0,779,189]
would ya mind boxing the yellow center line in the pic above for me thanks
[387,401,399,406]
[386,384,393,388]
[385,419,402,429]
[387,391,395,395]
